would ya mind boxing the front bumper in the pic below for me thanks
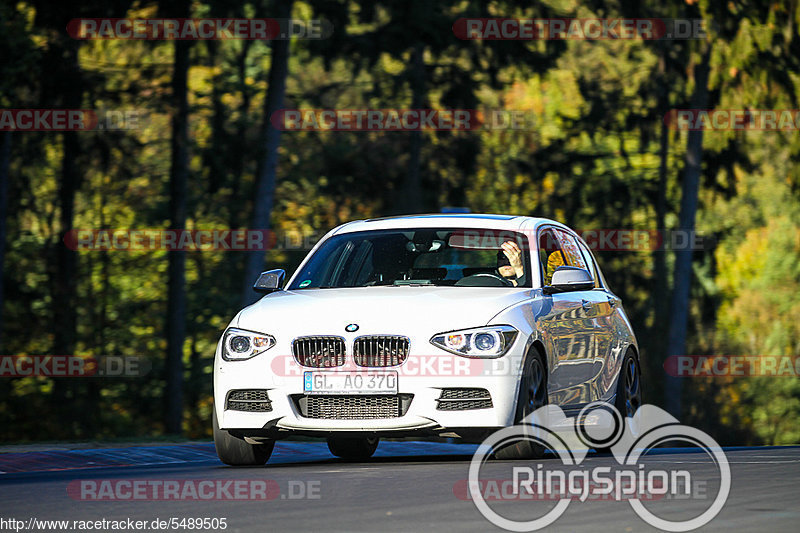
[214,343,523,437]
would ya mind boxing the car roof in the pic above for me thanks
[331,213,564,234]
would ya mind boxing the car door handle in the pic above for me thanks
[581,299,592,311]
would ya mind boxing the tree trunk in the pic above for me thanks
[665,48,711,418]
[241,0,293,307]
[0,132,10,348]
[50,38,82,434]
[165,35,191,435]
[648,51,670,404]
[231,38,253,230]
[226,40,253,294]
[398,43,425,214]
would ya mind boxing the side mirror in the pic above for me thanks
[543,266,594,294]
[253,269,285,293]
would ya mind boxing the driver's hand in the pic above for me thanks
[501,241,525,279]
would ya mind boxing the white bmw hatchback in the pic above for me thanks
[213,214,641,464]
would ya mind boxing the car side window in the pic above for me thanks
[538,228,567,286]
[554,229,588,270]
[576,240,602,289]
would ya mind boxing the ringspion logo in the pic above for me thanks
[468,403,730,531]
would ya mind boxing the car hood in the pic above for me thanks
[235,287,531,337]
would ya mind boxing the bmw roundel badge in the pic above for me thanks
[345,323,359,332]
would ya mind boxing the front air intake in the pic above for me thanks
[226,389,273,412]
[436,388,493,410]
[292,394,414,419]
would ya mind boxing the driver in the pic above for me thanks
[497,241,525,286]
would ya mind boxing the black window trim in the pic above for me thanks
[289,227,535,289]
[536,224,606,291]
[535,224,568,289]
[572,230,606,290]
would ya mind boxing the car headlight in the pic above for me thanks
[221,327,276,361]
[430,325,517,358]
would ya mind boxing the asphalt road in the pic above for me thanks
[1,443,798,532]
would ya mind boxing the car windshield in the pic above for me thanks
[288,228,531,289]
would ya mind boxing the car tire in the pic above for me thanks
[327,437,379,461]
[597,350,642,454]
[494,346,548,460]
[213,407,274,466]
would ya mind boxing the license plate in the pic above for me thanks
[303,371,398,395]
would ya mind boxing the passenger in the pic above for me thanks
[544,249,565,285]
[497,241,526,286]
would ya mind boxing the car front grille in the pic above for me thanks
[436,388,493,411]
[353,336,410,367]
[292,336,346,367]
[226,389,273,412]
[292,394,413,419]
